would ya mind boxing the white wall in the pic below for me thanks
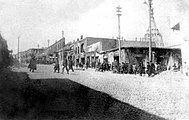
[181,39,189,75]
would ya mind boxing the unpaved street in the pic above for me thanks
[15,64,189,120]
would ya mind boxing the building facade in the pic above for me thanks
[18,48,45,64]
[70,37,117,67]
[101,40,181,69]
[42,37,65,64]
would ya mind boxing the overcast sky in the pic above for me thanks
[0,0,188,53]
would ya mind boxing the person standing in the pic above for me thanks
[132,64,137,75]
[151,61,155,76]
[28,56,37,72]
[146,62,151,77]
[86,60,89,69]
[62,58,69,74]
[120,62,124,74]
[68,58,74,73]
[113,60,118,73]
[54,59,60,73]
[128,63,133,74]
[139,62,144,76]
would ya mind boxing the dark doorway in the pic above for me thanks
[76,59,79,67]
[114,56,119,63]
[136,57,143,64]
[81,58,85,64]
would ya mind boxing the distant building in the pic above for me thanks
[18,48,45,64]
[15,37,65,64]
[63,36,181,69]
[64,41,74,60]
[69,37,117,67]
[42,37,65,64]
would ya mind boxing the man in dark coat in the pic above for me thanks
[146,62,151,77]
[54,59,60,73]
[139,62,144,76]
[150,61,156,76]
[95,60,101,71]
[68,58,74,72]
[28,56,37,72]
[86,60,89,69]
[62,58,69,74]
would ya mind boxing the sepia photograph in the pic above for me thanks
[0,0,189,119]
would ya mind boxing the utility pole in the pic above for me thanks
[149,0,152,62]
[116,5,122,64]
[144,0,153,62]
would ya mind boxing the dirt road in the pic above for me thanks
[14,64,189,120]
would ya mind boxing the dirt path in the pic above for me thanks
[14,65,189,120]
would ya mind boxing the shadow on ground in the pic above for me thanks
[24,78,166,120]
[0,69,166,120]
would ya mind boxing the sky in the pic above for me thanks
[0,0,188,54]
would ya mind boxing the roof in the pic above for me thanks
[167,44,181,49]
[28,48,45,50]
[86,37,116,40]
[101,41,181,53]
[47,38,65,49]
[120,41,152,48]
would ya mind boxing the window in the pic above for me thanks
[81,43,84,53]
[75,47,77,54]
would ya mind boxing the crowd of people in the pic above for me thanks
[28,55,180,77]
[53,58,176,77]
[94,60,174,77]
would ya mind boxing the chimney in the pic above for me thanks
[80,35,83,40]
[62,31,64,38]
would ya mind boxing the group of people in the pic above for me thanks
[28,55,178,78]
[53,57,74,74]
[112,60,160,77]
[94,60,166,77]
[95,60,111,72]
[75,62,85,70]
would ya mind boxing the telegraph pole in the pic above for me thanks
[144,0,153,62]
[116,5,122,64]
[149,0,152,62]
